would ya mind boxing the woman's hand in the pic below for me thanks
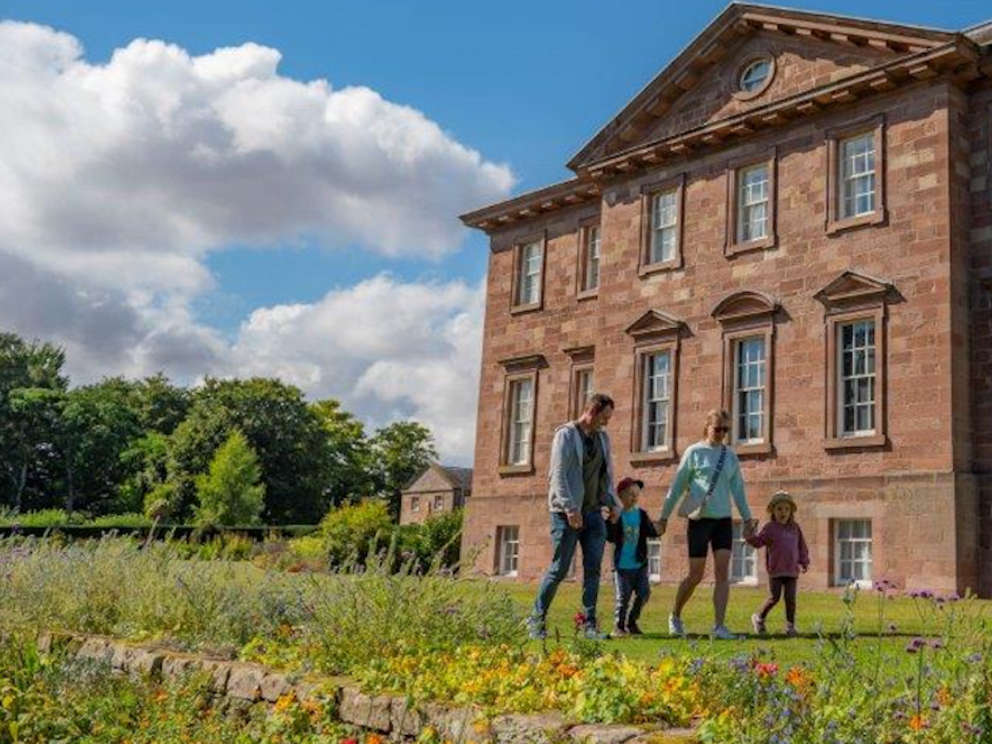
[655,518,668,536]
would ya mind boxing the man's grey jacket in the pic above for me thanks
[547,422,621,514]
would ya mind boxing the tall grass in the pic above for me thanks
[0,536,522,675]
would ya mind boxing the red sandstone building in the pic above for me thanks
[459,5,992,595]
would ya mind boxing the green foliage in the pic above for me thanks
[368,421,437,518]
[168,378,330,524]
[317,500,394,566]
[0,636,349,743]
[309,398,374,506]
[194,431,265,527]
[0,508,77,527]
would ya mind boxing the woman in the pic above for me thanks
[656,409,756,639]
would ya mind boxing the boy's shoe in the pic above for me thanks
[612,624,628,638]
[751,613,766,635]
[712,625,739,640]
[785,623,799,638]
[668,614,686,638]
[583,625,607,641]
[627,621,644,636]
[527,618,547,641]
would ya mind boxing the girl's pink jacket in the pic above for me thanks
[746,521,809,578]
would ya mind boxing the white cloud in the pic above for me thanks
[231,275,484,460]
[0,21,508,461]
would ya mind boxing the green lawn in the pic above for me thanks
[502,581,988,668]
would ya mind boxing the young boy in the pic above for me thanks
[607,477,659,636]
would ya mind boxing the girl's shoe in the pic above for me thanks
[785,623,799,638]
[712,625,739,640]
[668,614,686,637]
[751,613,766,635]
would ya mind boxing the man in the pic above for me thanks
[529,393,621,640]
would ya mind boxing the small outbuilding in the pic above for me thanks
[399,463,472,525]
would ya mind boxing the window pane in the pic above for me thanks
[839,134,876,219]
[737,165,769,243]
[518,242,542,305]
[643,352,671,451]
[651,191,678,263]
[584,226,600,290]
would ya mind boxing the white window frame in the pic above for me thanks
[574,367,593,418]
[650,190,679,265]
[647,539,662,583]
[507,378,534,466]
[839,133,876,221]
[730,522,758,585]
[835,519,872,588]
[583,225,601,292]
[518,241,543,306]
[838,319,877,438]
[736,164,769,244]
[433,494,444,511]
[733,337,766,445]
[641,351,672,452]
[410,496,420,513]
[740,59,771,93]
[497,526,520,578]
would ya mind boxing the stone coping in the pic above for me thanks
[35,632,699,743]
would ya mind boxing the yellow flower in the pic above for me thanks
[273,692,297,713]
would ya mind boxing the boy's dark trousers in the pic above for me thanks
[758,576,797,624]
[613,565,651,629]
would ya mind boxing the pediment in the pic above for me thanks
[814,269,893,307]
[712,290,779,323]
[498,353,548,372]
[625,310,685,339]
[568,4,954,171]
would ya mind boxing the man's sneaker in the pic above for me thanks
[668,614,686,637]
[712,625,739,640]
[583,625,607,641]
[627,621,644,636]
[527,618,547,641]
[785,623,799,638]
[612,624,628,638]
[751,613,766,635]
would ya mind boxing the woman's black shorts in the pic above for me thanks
[687,517,734,558]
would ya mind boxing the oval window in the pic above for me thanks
[739,59,772,94]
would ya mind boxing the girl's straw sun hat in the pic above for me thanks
[766,490,797,513]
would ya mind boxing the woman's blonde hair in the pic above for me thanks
[702,409,731,438]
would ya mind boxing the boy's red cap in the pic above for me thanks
[616,477,644,495]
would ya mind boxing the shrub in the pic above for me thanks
[0,508,80,528]
[194,430,265,527]
[317,500,395,566]
[84,512,152,528]
[143,482,178,522]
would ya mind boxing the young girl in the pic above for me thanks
[746,491,809,637]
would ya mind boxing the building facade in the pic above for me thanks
[399,463,472,526]
[460,5,992,595]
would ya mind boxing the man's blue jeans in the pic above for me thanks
[531,510,607,628]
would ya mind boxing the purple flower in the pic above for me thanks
[905,638,927,654]
[929,639,944,650]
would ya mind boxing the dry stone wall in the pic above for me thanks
[36,632,699,744]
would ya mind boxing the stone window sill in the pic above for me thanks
[824,434,887,451]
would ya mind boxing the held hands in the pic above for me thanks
[654,518,668,536]
[743,519,760,540]
[566,511,584,530]
[608,506,621,525]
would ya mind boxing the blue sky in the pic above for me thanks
[0,0,987,460]
[6,0,988,323]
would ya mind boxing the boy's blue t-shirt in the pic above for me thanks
[618,509,643,569]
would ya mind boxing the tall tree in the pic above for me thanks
[168,378,329,524]
[194,430,265,526]
[368,421,438,519]
[0,332,67,510]
[310,399,373,507]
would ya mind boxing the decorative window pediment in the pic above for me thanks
[499,354,548,373]
[814,269,893,310]
[625,310,685,341]
[712,290,779,325]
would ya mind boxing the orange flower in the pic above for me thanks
[366,735,385,744]
[274,692,297,713]
[909,714,928,731]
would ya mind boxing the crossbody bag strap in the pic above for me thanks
[698,445,728,512]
